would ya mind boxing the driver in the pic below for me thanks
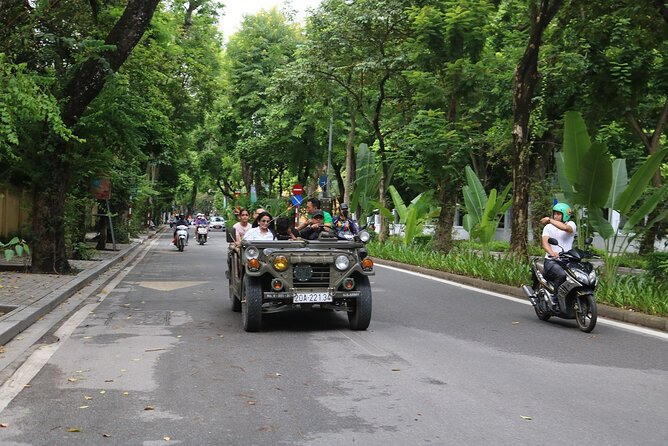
[540,202,576,308]
[299,210,330,240]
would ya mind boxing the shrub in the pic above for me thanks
[646,252,668,280]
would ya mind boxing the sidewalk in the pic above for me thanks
[0,229,161,346]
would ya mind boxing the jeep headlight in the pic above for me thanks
[245,246,259,260]
[273,255,289,272]
[358,230,371,243]
[335,255,350,271]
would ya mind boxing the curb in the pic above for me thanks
[373,258,668,332]
[0,229,161,346]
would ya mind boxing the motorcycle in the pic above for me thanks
[196,224,208,245]
[175,224,189,252]
[522,236,599,332]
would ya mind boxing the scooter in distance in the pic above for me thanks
[175,225,189,252]
[522,236,599,333]
[196,225,208,245]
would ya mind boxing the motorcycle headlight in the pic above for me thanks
[572,269,589,284]
[588,271,597,284]
[335,255,350,271]
[358,230,371,243]
[245,246,259,260]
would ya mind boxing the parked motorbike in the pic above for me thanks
[522,236,598,332]
[175,224,189,252]
[196,225,208,245]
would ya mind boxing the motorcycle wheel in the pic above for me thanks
[178,239,184,252]
[574,294,597,333]
[534,290,551,321]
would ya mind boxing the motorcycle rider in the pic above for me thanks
[172,214,189,245]
[540,202,576,308]
[194,213,208,242]
[332,203,358,236]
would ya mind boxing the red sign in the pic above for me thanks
[292,183,304,195]
[91,177,111,200]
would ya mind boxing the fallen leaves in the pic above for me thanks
[520,415,533,420]
[0,423,8,428]
[67,427,82,432]
[144,405,155,411]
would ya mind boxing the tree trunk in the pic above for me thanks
[343,111,357,205]
[432,185,457,254]
[509,0,562,259]
[30,0,161,274]
[31,150,71,273]
[95,209,109,250]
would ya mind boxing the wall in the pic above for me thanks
[0,185,31,239]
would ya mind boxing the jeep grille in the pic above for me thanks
[293,264,330,288]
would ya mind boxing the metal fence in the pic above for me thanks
[0,185,31,239]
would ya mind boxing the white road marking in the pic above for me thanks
[0,237,160,414]
[375,263,668,341]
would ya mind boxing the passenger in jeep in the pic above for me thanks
[299,210,330,240]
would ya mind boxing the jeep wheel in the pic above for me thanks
[348,276,372,330]
[229,280,241,312]
[242,276,262,332]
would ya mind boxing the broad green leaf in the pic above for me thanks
[555,152,574,202]
[562,111,591,185]
[367,200,393,219]
[462,186,480,227]
[388,185,407,222]
[463,166,486,224]
[463,214,474,233]
[15,245,23,256]
[587,207,614,239]
[621,185,668,233]
[4,249,14,261]
[616,149,668,215]
[605,159,628,209]
[8,237,19,245]
[573,141,612,208]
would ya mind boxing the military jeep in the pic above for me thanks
[226,230,374,332]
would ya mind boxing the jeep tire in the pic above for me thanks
[242,275,262,332]
[348,275,372,330]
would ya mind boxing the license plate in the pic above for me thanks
[293,292,332,303]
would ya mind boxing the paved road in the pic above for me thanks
[0,229,666,445]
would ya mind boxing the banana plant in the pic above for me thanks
[385,186,438,245]
[350,143,395,224]
[556,111,668,279]
[461,166,512,252]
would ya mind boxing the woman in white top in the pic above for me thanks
[243,211,276,241]
[232,208,251,243]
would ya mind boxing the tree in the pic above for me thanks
[509,0,562,259]
[1,0,161,273]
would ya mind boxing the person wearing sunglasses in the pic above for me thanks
[243,211,276,241]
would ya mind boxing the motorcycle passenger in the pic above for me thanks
[540,202,576,308]
[172,214,189,245]
[333,203,358,236]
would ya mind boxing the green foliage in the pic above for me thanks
[368,238,530,286]
[71,242,95,261]
[0,237,30,262]
[646,252,668,281]
[461,166,512,249]
[597,274,668,317]
[557,111,668,279]
[387,186,438,246]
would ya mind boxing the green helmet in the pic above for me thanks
[552,202,572,222]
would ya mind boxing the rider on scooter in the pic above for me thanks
[173,214,189,245]
[540,202,576,309]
